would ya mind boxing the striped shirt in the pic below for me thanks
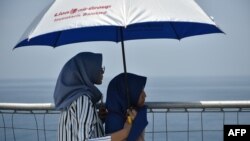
[58,95,104,141]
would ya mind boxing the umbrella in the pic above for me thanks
[14,0,223,106]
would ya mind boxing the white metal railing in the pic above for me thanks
[1,101,250,141]
[1,101,250,110]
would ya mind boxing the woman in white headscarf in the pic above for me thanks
[54,52,106,141]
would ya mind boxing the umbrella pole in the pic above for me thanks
[120,27,131,107]
[121,30,127,75]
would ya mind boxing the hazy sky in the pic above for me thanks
[0,0,250,79]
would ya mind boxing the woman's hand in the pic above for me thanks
[110,108,138,141]
[126,108,137,124]
[123,108,137,131]
[98,104,108,123]
[111,109,137,141]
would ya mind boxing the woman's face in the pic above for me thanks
[137,89,146,107]
[95,66,105,85]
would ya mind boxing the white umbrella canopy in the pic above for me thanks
[15,0,223,48]
[14,0,223,106]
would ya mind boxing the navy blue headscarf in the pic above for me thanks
[54,52,103,110]
[105,73,148,141]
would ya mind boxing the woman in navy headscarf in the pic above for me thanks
[105,73,148,141]
[54,52,106,141]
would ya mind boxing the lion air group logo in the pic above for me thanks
[70,8,78,14]
[53,5,111,22]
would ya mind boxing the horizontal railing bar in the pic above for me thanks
[146,130,223,133]
[0,103,54,110]
[146,101,250,109]
[0,127,56,131]
[1,101,250,110]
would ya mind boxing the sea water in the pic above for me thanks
[1,76,250,103]
[0,76,250,141]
